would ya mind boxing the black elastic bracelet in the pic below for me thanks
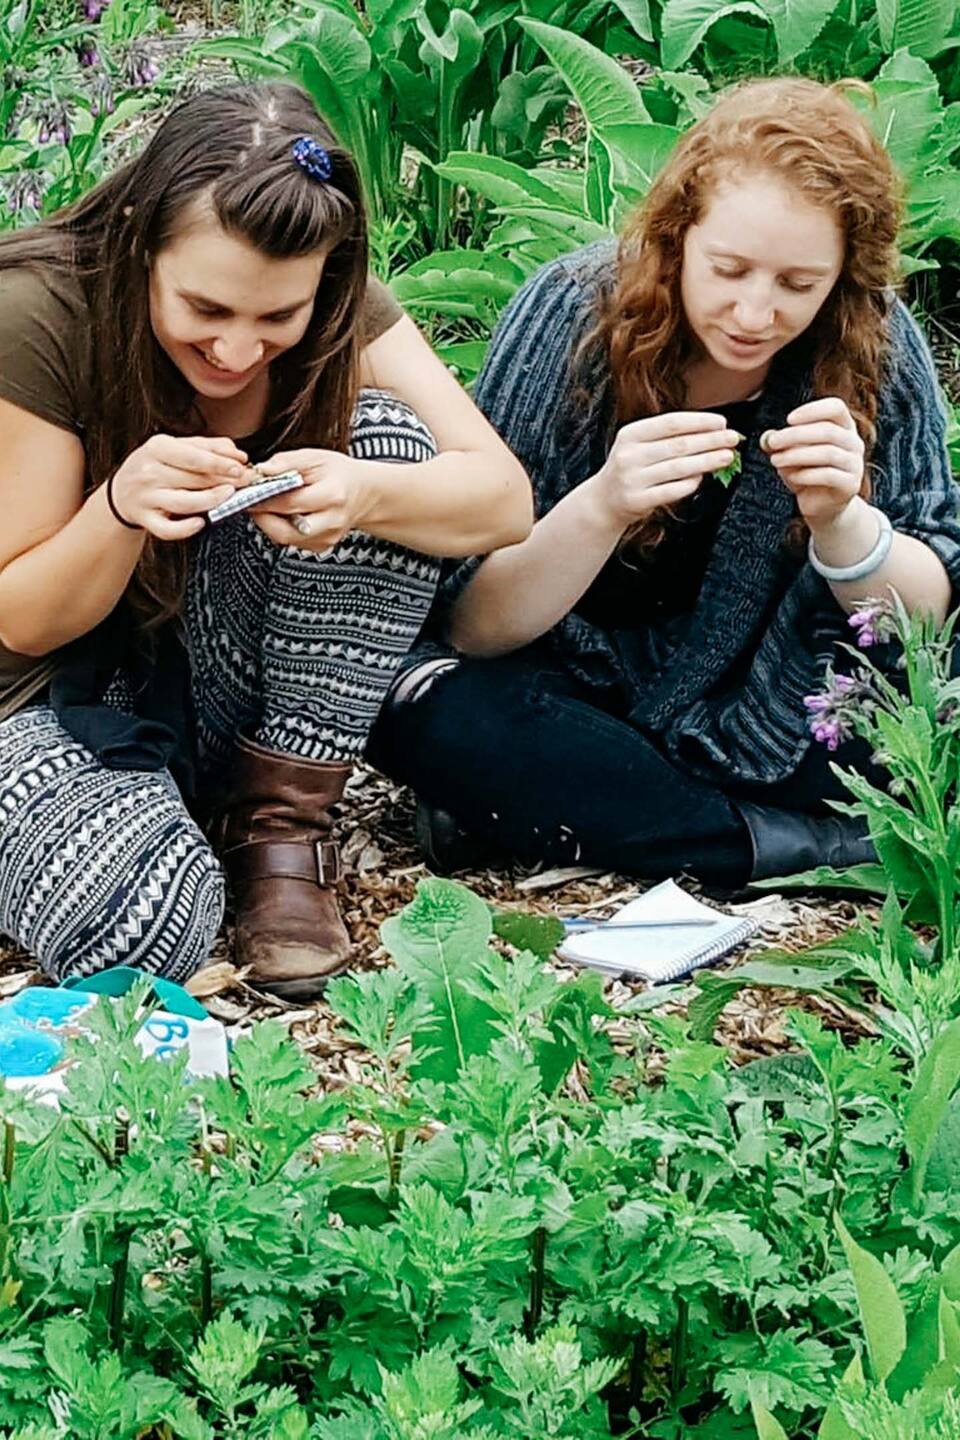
[105,472,142,530]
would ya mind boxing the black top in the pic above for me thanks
[576,397,761,630]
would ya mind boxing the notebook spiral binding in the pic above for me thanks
[656,914,759,982]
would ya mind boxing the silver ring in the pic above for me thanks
[292,514,312,537]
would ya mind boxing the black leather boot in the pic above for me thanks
[414,800,495,875]
[735,801,876,883]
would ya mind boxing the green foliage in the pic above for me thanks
[835,1216,905,1383]
[0,4,958,1431]
[181,0,960,369]
[947,402,960,476]
[2,873,958,1436]
[749,1245,960,1438]
[190,0,622,254]
[0,0,177,220]
[691,601,960,1063]
[4,0,959,389]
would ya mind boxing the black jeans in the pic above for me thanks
[367,647,882,888]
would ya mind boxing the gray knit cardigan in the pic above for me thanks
[443,240,960,787]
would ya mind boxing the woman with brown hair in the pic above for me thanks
[370,76,960,886]
[0,82,531,995]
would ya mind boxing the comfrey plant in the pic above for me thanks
[691,593,960,1065]
[751,1216,960,1440]
[799,593,960,945]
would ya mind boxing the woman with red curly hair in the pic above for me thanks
[369,76,960,885]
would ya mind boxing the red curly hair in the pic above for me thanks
[586,75,903,551]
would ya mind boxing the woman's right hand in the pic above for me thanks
[591,412,741,530]
[107,434,249,539]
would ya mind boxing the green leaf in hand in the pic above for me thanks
[716,448,742,488]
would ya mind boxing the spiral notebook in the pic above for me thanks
[557,879,758,984]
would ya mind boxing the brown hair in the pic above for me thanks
[0,81,368,622]
[587,75,902,552]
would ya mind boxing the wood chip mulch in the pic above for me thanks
[0,768,877,1091]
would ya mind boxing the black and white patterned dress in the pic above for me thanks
[0,391,440,982]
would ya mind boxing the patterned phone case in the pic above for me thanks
[206,470,304,524]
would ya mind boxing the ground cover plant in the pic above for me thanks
[8,595,960,1440]
[0,0,178,223]
[3,746,960,1437]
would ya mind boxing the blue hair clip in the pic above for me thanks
[291,135,333,183]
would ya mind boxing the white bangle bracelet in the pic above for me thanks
[808,506,893,582]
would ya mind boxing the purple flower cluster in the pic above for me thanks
[848,601,896,649]
[804,672,860,752]
[81,0,109,19]
[77,38,99,67]
[37,104,71,146]
[124,44,160,87]
[5,172,44,215]
[90,74,115,116]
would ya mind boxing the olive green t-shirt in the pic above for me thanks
[0,265,404,721]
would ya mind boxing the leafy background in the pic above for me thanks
[2,1,960,1436]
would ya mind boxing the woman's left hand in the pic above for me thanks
[249,449,370,550]
[762,397,865,530]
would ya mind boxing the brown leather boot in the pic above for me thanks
[219,735,353,1000]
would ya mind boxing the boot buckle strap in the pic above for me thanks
[314,838,340,885]
[224,838,342,887]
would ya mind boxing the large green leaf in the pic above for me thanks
[755,0,840,63]
[498,205,610,243]
[490,67,568,142]
[492,909,565,959]
[658,0,767,68]
[924,1091,960,1194]
[750,863,890,894]
[750,1397,790,1440]
[417,8,484,81]
[434,152,582,211]
[835,1214,907,1384]
[687,948,864,1041]
[939,1293,960,1368]
[518,17,650,132]
[380,877,500,1080]
[366,0,422,28]
[733,1053,820,1100]
[188,35,289,74]
[867,50,954,182]
[609,0,654,40]
[908,171,960,248]
[290,13,376,138]
[434,338,488,384]
[391,249,526,315]
[903,1014,960,1204]
[601,120,682,205]
[876,0,954,58]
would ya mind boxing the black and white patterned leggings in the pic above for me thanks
[0,392,440,983]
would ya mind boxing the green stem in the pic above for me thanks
[825,1090,843,1184]
[70,1120,114,1168]
[387,1128,406,1200]
[200,1252,213,1329]
[524,1226,547,1341]
[628,1330,647,1411]
[108,1227,133,1352]
[670,1298,689,1401]
[2,1123,13,1185]
[437,65,454,249]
